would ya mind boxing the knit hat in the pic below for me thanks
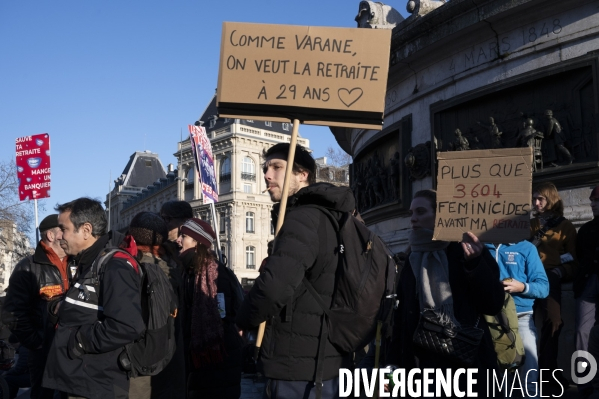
[129,212,168,246]
[180,218,216,249]
[160,201,193,220]
[39,214,59,233]
[590,186,599,200]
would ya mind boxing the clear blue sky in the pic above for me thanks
[0,1,408,237]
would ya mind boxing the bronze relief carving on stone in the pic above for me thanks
[431,62,598,183]
[405,141,433,181]
[350,115,412,222]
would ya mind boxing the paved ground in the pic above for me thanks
[11,375,583,398]
[12,375,267,399]
[241,373,266,399]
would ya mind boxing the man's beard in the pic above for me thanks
[269,179,299,203]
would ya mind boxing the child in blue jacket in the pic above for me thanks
[486,241,549,397]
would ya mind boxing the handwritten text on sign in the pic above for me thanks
[217,22,391,129]
[433,148,533,243]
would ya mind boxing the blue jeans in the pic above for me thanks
[508,313,539,398]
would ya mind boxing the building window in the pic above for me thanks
[219,212,226,234]
[242,156,256,181]
[243,184,252,194]
[199,211,206,222]
[246,212,255,233]
[186,168,195,186]
[221,244,226,257]
[270,221,275,235]
[246,246,256,269]
[220,157,231,182]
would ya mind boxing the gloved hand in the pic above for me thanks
[546,297,562,336]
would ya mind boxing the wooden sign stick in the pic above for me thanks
[255,118,300,357]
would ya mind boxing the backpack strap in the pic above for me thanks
[303,278,329,399]
[298,204,345,279]
[83,248,140,285]
[281,205,342,324]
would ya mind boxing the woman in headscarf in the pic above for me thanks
[177,218,244,399]
[387,190,504,397]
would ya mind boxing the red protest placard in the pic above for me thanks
[15,133,51,201]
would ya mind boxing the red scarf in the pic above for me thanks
[40,240,69,292]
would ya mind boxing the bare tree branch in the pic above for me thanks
[0,160,37,263]
[0,160,35,233]
[324,146,352,167]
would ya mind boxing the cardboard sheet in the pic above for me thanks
[433,148,533,243]
[217,22,391,130]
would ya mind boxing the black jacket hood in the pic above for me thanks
[274,182,355,212]
[294,183,356,212]
[271,183,355,226]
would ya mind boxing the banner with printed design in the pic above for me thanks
[15,133,51,201]
[188,125,218,204]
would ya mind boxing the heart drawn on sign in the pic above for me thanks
[338,88,364,108]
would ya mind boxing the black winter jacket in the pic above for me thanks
[236,183,355,381]
[2,243,66,350]
[183,258,244,399]
[387,243,504,397]
[43,234,145,399]
[574,217,599,297]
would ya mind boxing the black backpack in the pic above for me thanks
[86,249,177,377]
[300,206,397,395]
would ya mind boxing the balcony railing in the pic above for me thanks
[241,172,256,181]
[220,173,231,183]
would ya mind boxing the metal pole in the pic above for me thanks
[34,199,39,243]
[210,201,223,264]
[107,172,112,232]
[255,118,300,357]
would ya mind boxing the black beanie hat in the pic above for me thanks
[39,214,59,233]
[129,212,168,246]
[159,201,193,220]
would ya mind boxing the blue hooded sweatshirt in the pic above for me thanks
[485,241,549,314]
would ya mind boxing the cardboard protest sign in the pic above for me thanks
[217,22,391,130]
[188,125,218,204]
[15,133,51,201]
[433,147,533,243]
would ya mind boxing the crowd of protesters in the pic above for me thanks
[0,142,597,399]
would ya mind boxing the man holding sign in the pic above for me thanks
[236,143,354,399]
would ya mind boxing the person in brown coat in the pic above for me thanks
[530,182,578,388]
